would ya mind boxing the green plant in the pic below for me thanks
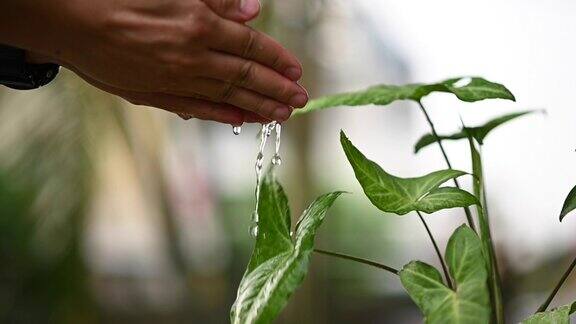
[230,77,576,323]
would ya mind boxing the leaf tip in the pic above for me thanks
[339,130,353,151]
[455,223,472,233]
[560,211,568,222]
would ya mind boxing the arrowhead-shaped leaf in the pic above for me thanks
[559,185,576,222]
[230,169,343,324]
[340,131,478,215]
[295,77,515,116]
[414,111,540,153]
[400,225,491,324]
[521,302,576,324]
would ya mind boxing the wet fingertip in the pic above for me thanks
[289,93,309,108]
[229,112,245,125]
[272,106,293,122]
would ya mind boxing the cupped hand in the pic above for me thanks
[47,0,307,124]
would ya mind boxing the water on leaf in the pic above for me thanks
[250,122,282,238]
[271,155,282,166]
[250,223,259,237]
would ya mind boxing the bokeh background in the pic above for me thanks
[1,0,576,323]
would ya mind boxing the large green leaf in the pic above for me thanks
[414,111,539,153]
[559,185,576,222]
[521,303,576,324]
[230,169,343,324]
[340,131,478,215]
[295,77,515,116]
[400,225,491,324]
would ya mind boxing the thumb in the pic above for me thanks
[202,0,261,23]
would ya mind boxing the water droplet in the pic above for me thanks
[289,231,294,237]
[250,223,259,237]
[232,125,242,135]
[265,122,276,137]
[250,121,282,239]
[271,154,282,165]
[256,158,264,170]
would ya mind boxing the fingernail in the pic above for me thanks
[178,113,194,120]
[273,106,292,121]
[289,93,308,108]
[241,0,260,16]
[284,67,302,81]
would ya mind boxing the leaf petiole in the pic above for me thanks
[416,211,453,289]
[417,101,477,232]
[314,249,399,275]
[537,254,576,313]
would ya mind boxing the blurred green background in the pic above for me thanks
[1,1,576,323]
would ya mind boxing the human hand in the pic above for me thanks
[6,0,307,125]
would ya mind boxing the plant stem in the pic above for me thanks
[536,254,576,313]
[314,249,399,275]
[478,206,505,324]
[467,136,505,324]
[417,101,476,232]
[416,211,453,289]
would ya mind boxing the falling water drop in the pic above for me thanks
[271,155,282,166]
[251,123,272,238]
[232,125,242,135]
[271,123,282,165]
[250,122,283,239]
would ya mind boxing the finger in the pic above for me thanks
[243,111,271,124]
[136,94,246,125]
[209,20,303,81]
[201,52,308,108]
[178,78,294,121]
[75,70,247,125]
[201,0,261,22]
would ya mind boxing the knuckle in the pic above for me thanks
[270,53,283,70]
[157,51,203,76]
[185,9,215,41]
[254,98,272,118]
[236,61,255,86]
[218,83,237,103]
[187,21,210,41]
[242,29,258,58]
[277,82,293,101]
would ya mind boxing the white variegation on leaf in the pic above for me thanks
[340,131,478,215]
[521,303,576,324]
[400,225,491,324]
[230,169,343,324]
[296,77,515,116]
